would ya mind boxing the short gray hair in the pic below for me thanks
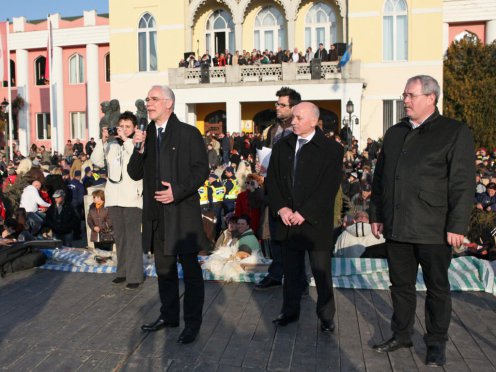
[151,85,176,109]
[407,75,440,104]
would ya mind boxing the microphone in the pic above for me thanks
[135,117,148,150]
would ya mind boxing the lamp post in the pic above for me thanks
[1,98,9,160]
[342,98,359,149]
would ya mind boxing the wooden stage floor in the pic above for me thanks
[0,269,495,371]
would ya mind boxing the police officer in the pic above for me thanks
[209,173,225,238]
[222,166,239,216]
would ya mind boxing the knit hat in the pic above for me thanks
[53,189,65,198]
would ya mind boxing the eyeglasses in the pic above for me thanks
[145,97,168,103]
[400,93,429,100]
[275,102,291,108]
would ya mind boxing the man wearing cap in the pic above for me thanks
[208,173,225,239]
[67,170,85,222]
[222,166,239,219]
[476,182,496,211]
[369,75,475,366]
[45,189,79,246]
[82,167,95,192]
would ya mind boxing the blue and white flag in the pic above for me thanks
[339,42,353,67]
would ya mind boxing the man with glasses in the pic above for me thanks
[256,87,303,291]
[369,75,475,366]
[129,85,209,345]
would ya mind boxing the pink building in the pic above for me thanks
[0,11,109,155]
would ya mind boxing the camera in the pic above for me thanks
[107,127,118,136]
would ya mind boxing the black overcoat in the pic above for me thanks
[128,113,209,255]
[369,110,476,244]
[266,128,343,250]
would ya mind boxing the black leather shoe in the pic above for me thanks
[320,320,335,333]
[255,277,282,290]
[373,337,413,353]
[141,317,179,332]
[272,313,299,327]
[425,344,446,367]
[112,277,126,285]
[177,327,199,344]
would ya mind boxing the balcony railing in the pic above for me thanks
[169,61,359,86]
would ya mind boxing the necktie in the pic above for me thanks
[293,138,308,186]
[156,127,164,189]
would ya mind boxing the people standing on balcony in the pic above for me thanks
[232,51,239,65]
[328,44,338,62]
[305,47,313,63]
[314,43,328,60]
[291,48,300,63]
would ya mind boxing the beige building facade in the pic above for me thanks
[109,0,445,145]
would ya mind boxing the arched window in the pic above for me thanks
[206,10,235,55]
[34,56,47,86]
[104,53,110,82]
[383,0,408,61]
[254,6,286,52]
[69,54,84,84]
[138,13,157,72]
[9,59,15,86]
[305,3,337,52]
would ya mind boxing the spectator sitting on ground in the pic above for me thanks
[476,182,496,211]
[334,211,385,258]
[234,215,262,260]
[214,214,239,251]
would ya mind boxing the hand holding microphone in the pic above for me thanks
[134,117,148,152]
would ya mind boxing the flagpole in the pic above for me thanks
[6,20,13,161]
[47,14,55,154]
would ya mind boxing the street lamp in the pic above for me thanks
[342,98,359,148]
[1,98,9,160]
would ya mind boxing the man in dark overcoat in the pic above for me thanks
[266,102,343,332]
[369,75,475,366]
[128,85,209,344]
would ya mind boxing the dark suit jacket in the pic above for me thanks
[267,128,343,250]
[369,110,476,244]
[128,113,209,255]
[314,48,328,61]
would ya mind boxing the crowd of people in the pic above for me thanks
[0,115,493,263]
[178,43,342,68]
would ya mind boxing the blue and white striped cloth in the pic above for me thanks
[39,249,496,296]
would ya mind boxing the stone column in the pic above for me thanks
[53,46,64,154]
[226,99,241,133]
[86,43,100,140]
[235,22,242,52]
[15,49,29,155]
[287,19,295,49]
[443,22,449,51]
[486,19,496,44]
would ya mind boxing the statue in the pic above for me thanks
[135,99,148,122]
[99,101,111,135]
[108,99,121,128]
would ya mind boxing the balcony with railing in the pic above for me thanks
[168,61,360,87]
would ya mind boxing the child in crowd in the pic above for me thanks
[87,189,113,251]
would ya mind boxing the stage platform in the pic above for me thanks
[0,269,495,371]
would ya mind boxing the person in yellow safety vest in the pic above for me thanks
[208,173,225,238]
[198,180,210,210]
[222,166,239,216]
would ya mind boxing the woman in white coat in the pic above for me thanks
[91,111,144,290]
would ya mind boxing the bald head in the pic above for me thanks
[291,102,320,137]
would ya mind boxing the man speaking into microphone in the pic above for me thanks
[128,85,209,344]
